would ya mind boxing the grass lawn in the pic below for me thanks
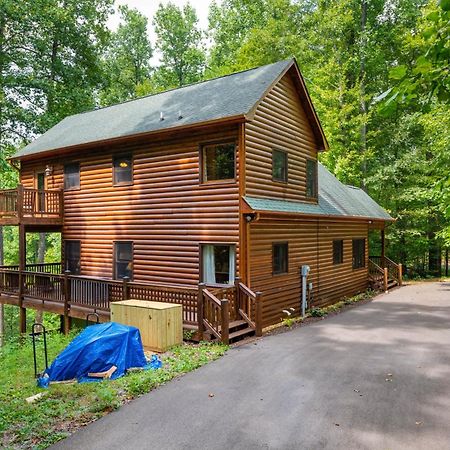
[0,330,227,449]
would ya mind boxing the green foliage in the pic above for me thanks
[153,2,206,88]
[0,332,227,449]
[100,5,153,105]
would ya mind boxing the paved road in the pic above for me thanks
[53,282,450,450]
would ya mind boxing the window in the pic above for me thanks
[114,241,133,280]
[273,242,288,275]
[201,244,235,284]
[113,154,133,185]
[201,142,235,182]
[272,149,288,182]
[352,238,365,269]
[333,240,344,265]
[64,240,81,275]
[64,163,80,190]
[306,159,317,198]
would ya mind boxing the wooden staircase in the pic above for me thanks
[198,279,262,344]
[369,256,403,291]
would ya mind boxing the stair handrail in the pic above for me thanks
[235,277,263,337]
[198,283,229,344]
[369,256,403,286]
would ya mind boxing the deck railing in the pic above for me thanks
[0,185,63,221]
[0,265,263,340]
[0,266,204,328]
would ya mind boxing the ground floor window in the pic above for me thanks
[352,238,365,269]
[333,239,344,264]
[202,244,235,284]
[114,241,133,280]
[273,242,288,274]
[64,240,80,274]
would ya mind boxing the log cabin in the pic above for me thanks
[0,58,401,343]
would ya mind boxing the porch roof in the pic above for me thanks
[244,164,393,222]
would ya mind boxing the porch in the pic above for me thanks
[0,263,262,344]
[0,185,63,226]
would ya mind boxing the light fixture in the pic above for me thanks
[44,165,53,177]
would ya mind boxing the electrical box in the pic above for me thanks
[111,300,182,352]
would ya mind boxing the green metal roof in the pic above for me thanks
[14,60,294,159]
[244,163,393,222]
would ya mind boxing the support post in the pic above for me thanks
[234,276,241,320]
[445,249,448,277]
[220,299,229,345]
[197,283,206,337]
[255,292,263,337]
[18,223,26,334]
[384,268,388,292]
[122,276,130,301]
[398,264,403,286]
[63,270,71,335]
[381,229,385,261]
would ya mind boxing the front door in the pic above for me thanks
[36,172,46,213]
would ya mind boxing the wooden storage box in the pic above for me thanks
[110,300,182,352]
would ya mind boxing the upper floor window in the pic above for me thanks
[352,238,365,269]
[201,142,235,183]
[306,159,317,198]
[201,244,235,285]
[113,154,133,186]
[273,242,288,275]
[64,163,80,190]
[114,241,133,280]
[272,149,288,182]
[333,239,344,265]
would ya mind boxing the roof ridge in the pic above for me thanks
[75,59,294,117]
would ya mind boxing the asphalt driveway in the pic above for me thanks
[53,281,450,450]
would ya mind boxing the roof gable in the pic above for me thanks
[246,60,328,151]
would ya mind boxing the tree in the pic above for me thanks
[100,5,153,105]
[153,2,206,88]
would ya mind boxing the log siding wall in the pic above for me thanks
[20,125,241,286]
[249,219,369,327]
[245,69,319,202]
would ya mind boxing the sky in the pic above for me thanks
[107,0,217,64]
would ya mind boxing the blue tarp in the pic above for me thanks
[45,322,148,383]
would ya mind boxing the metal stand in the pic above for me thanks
[31,323,48,378]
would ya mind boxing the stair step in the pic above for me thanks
[229,327,255,342]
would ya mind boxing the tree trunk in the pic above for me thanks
[359,0,368,191]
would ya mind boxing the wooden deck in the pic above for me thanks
[0,264,261,344]
[0,185,63,226]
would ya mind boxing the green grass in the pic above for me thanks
[0,331,227,449]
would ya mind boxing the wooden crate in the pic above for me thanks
[110,300,182,352]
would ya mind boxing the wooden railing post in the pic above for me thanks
[221,299,229,344]
[16,184,24,219]
[234,276,241,320]
[383,268,388,292]
[63,270,71,335]
[255,292,263,337]
[18,268,26,334]
[398,264,403,286]
[197,283,206,337]
[122,276,130,300]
